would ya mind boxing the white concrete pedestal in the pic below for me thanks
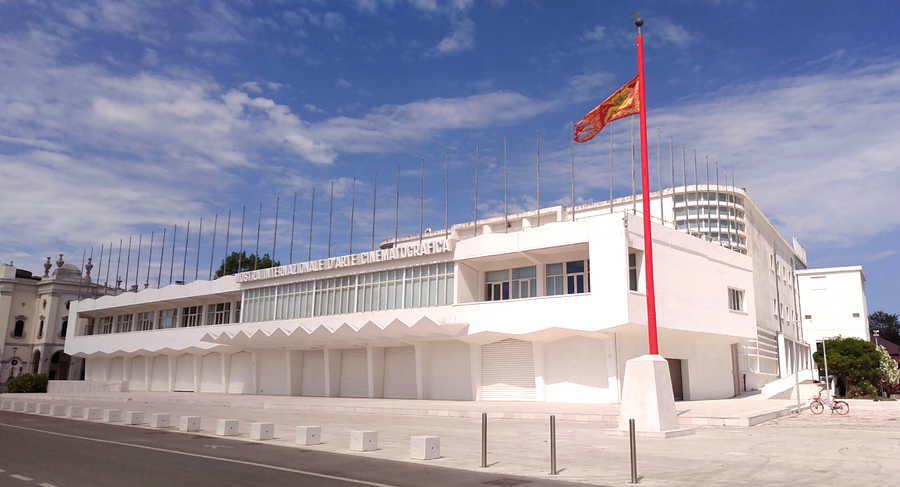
[618,354,689,437]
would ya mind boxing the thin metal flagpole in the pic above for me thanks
[609,127,614,214]
[350,177,357,254]
[667,136,673,226]
[419,159,425,245]
[222,209,231,277]
[238,205,245,273]
[134,234,142,291]
[88,246,94,284]
[570,131,576,222]
[272,195,279,262]
[307,188,315,261]
[194,217,202,281]
[502,140,509,231]
[536,133,542,226]
[105,241,112,288]
[682,147,689,235]
[169,225,177,285]
[96,243,104,288]
[327,181,334,258]
[656,129,662,224]
[693,150,699,237]
[394,166,400,243]
[443,154,449,234]
[115,239,123,289]
[371,175,377,250]
[715,161,722,246]
[635,15,660,355]
[254,203,261,270]
[157,227,166,287]
[182,221,190,283]
[288,193,296,263]
[208,214,218,280]
[474,144,480,236]
[145,231,153,288]
[124,235,132,291]
[705,156,711,241]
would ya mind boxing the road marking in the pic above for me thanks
[10,474,33,481]
[39,483,58,487]
[0,422,398,487]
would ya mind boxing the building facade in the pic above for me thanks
[1,254,114,383]
[65,185,814,403]
[797,266,870,345]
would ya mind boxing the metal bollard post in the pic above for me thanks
[481,412,488,468]
[550,415,557,475]
[629,418,638,484]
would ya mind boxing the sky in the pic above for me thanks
[0,0,898,312]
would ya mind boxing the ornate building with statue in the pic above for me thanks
[0,254,115,384]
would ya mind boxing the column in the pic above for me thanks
[285,350,293,395]
[222,353,231,394]
[535,262,547,297]
[144,357,152,391]
[532,342,545,401]
[468,343,481,401]
[167,355,175,391]
[193,355,200,392]
[123,356,132,390]
[366,345,384,399]
[250,351,258,394]
[414,343,426,400]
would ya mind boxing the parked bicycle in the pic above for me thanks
[809,387,849,415]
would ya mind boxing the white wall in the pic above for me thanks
[129,356,146,391]
[542,336,612,403]
[149,355,169,391]
[174,354,195,391]
[798,267,870,344]
[227,351,252,394]
[255,350,288,395]
[339,349,367,397]
[199,352,224,393]
[382,346,416,399]
[85,357,107,381]
[300,350,325,396]
[425,340,472,400]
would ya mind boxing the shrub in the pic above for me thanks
[5,373,49,393]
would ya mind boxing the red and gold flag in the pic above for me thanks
[572,76,640,143]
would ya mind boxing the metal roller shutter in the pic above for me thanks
[480,338,536,401]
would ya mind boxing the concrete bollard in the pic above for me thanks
[50,404,66,416]
[125,411,144,425]
[37,403,51,415]
[14,401,26,412]
[84,407,103,420]
[25,402,37,413]
[67,405,84,418]
[150,413,171,428]
[103,409,122,423]
[250,422,274,441]
[216,419,240,436]
[350,430,378,452]
[179,416,202,432]
[410,435,441,460]
[295,426,322,446]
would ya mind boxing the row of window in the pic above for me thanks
[483,260,591,302]
[674,219,746,232]
[241,262,455,323]
[10,318,66,339]
[84,302,238,335]
[673,192,743,205]
[674,206,745,219]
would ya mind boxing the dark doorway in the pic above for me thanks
[666,358,684,401]
[49,350,71,380]
[32,350,41,374]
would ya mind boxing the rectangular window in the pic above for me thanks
[83,319,95,336]
[136,311,154,331]
[484,269,510,301]
[728,288,745,312]
[114,314,132,333]
[206,302,232,325]
[628,252,640,292]
[510,266,536,299]
[545,263,564,296]
[158,309,176,329]
[99,316,113,334]
[565,260,588,294]
[181,306,202,327]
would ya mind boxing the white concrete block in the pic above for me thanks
[250,422,274,440]
[50,404,66,416]
[13,401,26,412]
[410,435,441,460]
[125,411,144,425]
[295,426,322,446]
[179,416,202,432]
[37,403,51,414]
[84,407,103,420]
[25,402,37,413]
[103,409,122,422]
[618,354,679,433]
[67,405,84,418]
[150,413,171,428]
[350,430,378,451]
[216,419,240,436]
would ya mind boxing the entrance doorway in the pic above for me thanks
[666,358,684,401]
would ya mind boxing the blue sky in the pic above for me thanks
[1,0,898,312]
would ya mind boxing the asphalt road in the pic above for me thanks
[0,411,592,487]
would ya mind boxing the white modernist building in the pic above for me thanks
[65,184,814,403]
[797,266,870,345]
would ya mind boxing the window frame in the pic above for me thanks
[728,287,746,313]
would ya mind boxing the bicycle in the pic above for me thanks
[809,388,849,415]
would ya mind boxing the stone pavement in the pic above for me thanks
[3,393,897,486]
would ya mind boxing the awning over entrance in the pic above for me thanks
[200,317,469,349]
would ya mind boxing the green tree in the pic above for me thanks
[870,311,900,344]
[814,337,882,398]
[215,251,280,278]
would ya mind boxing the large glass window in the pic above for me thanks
[181,306,202,327]
[729,288,745,312]
[158,309,176,329]
[206,302,232,325]
[628,252,640,292]
[484,269,510,301]
[137,311,154,331]
[547,261,589,296]
[114,314,132,333]
[315,276,357,316]
[99,316,113,334]
[511,266,536,299]
[356,269,404,312]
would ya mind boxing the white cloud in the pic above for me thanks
[142,47,159,66]
[582,25,606,42]
[434,17,475,54]
[652,18,695,47]
[566,71,615,102]
[335,78,353,89]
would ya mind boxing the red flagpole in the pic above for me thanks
[635,16,660,355]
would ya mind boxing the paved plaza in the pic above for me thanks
[2,393,898,486]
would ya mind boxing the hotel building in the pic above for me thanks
[64,184,813,403]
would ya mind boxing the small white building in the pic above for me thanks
[797,266,870,345]
[64,185,814,403]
